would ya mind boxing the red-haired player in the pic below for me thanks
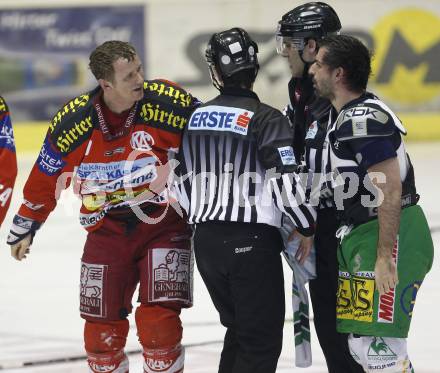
[7,41,198,373]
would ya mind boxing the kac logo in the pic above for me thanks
[130,131,155,151]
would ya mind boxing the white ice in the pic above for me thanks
[0,142,439,372]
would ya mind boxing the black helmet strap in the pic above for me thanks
[208,64,222,91]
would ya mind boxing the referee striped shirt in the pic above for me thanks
[304,114,335,210]
[284,77,335,210]
[175,88,316,236]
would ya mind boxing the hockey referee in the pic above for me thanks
[175,28,316,373]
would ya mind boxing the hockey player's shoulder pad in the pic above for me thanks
[0,96,9,115]
[48,90,96,154]
[334,101,396,142]
[141,79,197,133]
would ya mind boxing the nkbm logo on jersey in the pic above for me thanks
[189,105,254,135]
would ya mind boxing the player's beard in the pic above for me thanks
[314,78,335,101]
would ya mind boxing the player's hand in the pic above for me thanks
[374,255,398,296]
[287,228,297,242]
[10,234,32,261]
[289,230,314,265]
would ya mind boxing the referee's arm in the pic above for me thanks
[256,109,316,237]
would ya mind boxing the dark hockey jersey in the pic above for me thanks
[327,93,418,225]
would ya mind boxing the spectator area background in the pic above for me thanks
[1,0,439,152]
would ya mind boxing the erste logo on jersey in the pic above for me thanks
[188,105,254,136]
[278,146,296,166]
[130,131,155,151]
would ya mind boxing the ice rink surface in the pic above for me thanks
[0,142,439,373]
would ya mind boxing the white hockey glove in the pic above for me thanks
[7,215,41,261]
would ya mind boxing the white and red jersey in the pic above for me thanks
[17,80,197,232]
[0,96,17,226]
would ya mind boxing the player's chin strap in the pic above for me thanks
[298,35,322,72]
[208,65,222,92]
[298,42,314,75]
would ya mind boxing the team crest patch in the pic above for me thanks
[80,262,107,318]
[148,248,191,304]
[131,130,155,151]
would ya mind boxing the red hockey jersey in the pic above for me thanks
[0,96,17,226]
[17,80,197,231]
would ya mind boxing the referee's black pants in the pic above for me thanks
[193,221,285,373]
[309,208,364,373]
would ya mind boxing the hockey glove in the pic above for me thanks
[7,215,41,261]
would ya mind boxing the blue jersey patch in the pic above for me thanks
[37,137,65,176]
[0,115,15,152]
